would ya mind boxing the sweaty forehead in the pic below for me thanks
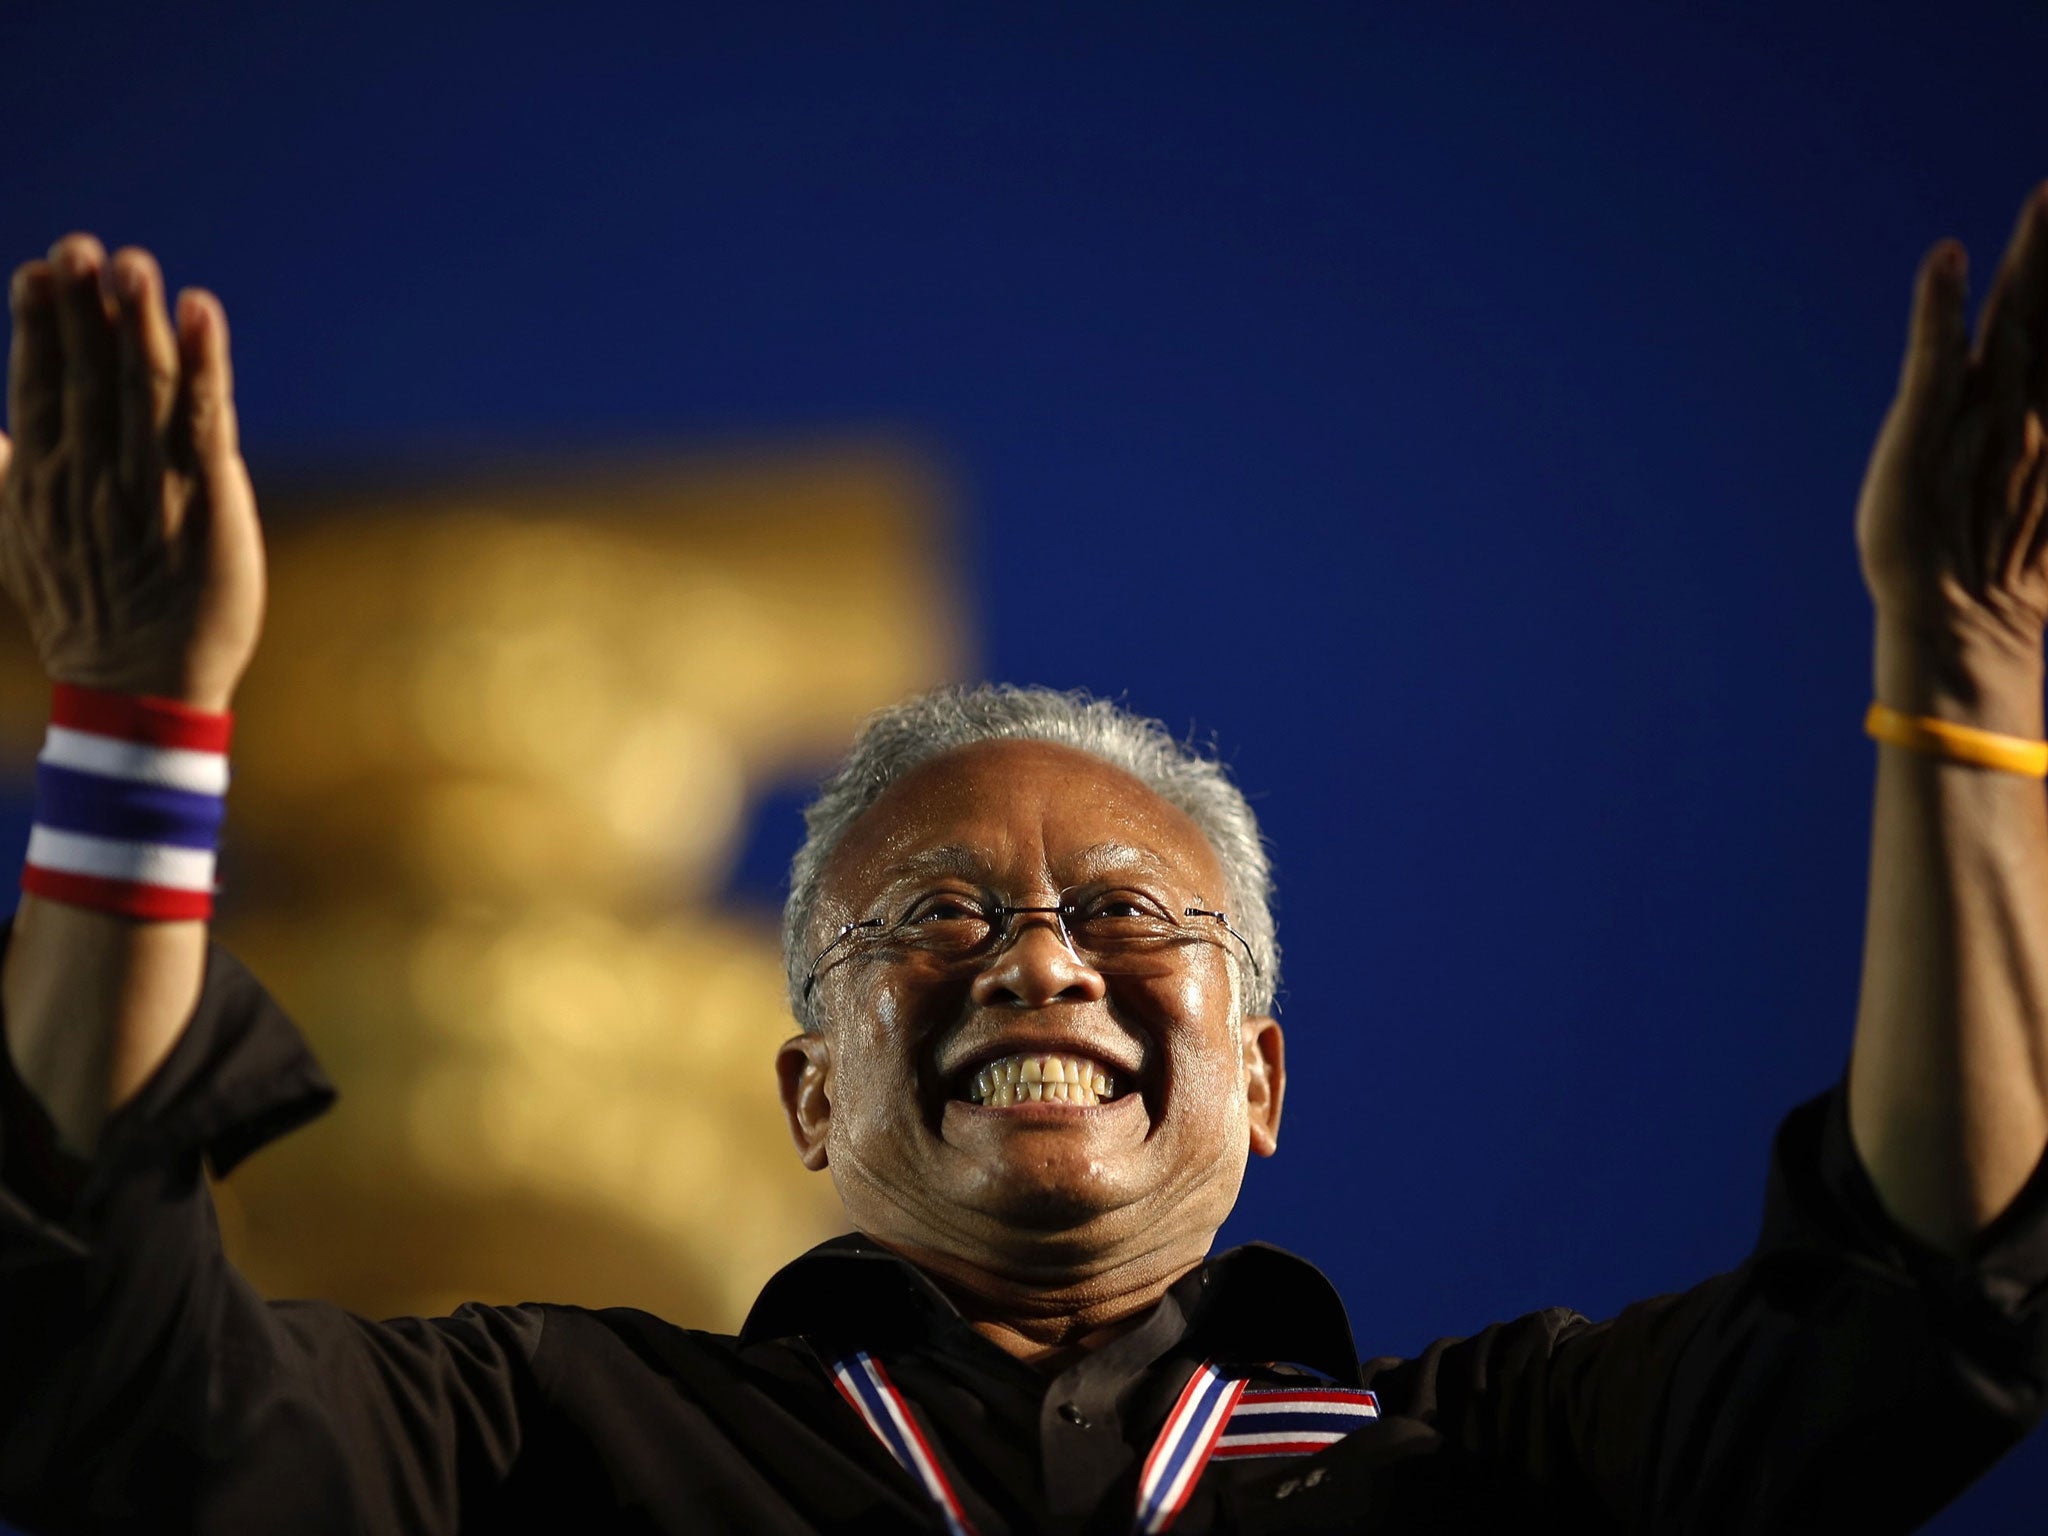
[819,738,1228,906]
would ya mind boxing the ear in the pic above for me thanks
[776,1031,834,1171]
[1240,1014,1285,1158]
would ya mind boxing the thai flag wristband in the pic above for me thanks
[20,683,233,921]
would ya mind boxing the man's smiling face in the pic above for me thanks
[776,738,1284,1279]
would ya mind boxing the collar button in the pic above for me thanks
[1056,1401,1091,1429]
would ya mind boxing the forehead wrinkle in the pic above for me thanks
[872,840,1201,903]
[878,843,997,886]
[820,740,1229,922]
[1061,840,1183,882]
[854,836,1187,909]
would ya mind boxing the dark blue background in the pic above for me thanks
[5,3,2045,1527]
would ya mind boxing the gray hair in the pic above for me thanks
[782,684,1279,1028]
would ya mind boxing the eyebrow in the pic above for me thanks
[1063,842,1180,880]
[878,845,998,885]
[870,840,1184,891]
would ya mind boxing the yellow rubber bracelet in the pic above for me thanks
[1864,702,2048,778]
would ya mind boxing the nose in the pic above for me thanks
[970,913,1109,1008]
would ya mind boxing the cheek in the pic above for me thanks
[823,972,925,1082]
[1118,966,1246,1101]
[864,979,913,1042]
[1119,952,1232,1021]
[823,983,953,1145]
[818,1031,902,1136]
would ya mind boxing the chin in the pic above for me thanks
[985,1188,1112,1234]
[964,1163,1131,1236]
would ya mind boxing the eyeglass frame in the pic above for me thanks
[800,886,1261,1001]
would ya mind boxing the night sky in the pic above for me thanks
[6,3,2046,1526]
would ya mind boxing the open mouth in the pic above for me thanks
[961,1052,1123,1108]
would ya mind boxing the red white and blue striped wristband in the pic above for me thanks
[20,683,233,921]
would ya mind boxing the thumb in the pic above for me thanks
[1893,239,1970,432]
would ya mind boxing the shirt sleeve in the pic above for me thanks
[0,926,542,1536]
[1360,1083,2048,1535]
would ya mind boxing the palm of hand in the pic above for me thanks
[1857,184,2048,679]
[0,236,264,712]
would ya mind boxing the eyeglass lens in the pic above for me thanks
[803,890,1257,998]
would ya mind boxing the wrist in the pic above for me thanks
[20,684,233,922]
[1873,624,2045,740]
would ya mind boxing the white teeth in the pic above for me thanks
[963,1052,1121,1107]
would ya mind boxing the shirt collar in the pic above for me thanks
[1182,1240,1364,1385]
[739,1232,961,1351]
[739,1232,1362,1385]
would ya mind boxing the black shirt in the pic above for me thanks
[1,940,2045,1535]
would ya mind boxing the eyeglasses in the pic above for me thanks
[801,885,1260,1000]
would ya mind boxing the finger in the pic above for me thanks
[2031,185,2048,425]
[169,288,241,542]
[0,492,54,632]
[1962,188,2048,595]
[2005,410,2048,587]
[105,247,178,527]
[7,261,61,472]
[1971,182,2048,408]
[1894,237,1971,436]
[0,415,71,645]
[47,234,116,468]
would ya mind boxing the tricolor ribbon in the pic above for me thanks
[1211,1384,1380,1459]
[1134,1362,1248,1534]
[831,1351,979,1536]
[831,1353,1277,1535]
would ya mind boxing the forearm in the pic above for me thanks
[0,238,261,1165]
[1,895,206,1158]
[1847,629,2048,1254]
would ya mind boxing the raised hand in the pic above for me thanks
[0,234,264,712]
[1857,183,2048,724]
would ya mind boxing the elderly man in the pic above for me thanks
[1,188,2047,1536]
